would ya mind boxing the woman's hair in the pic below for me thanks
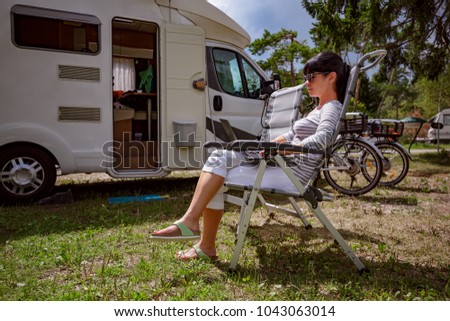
[303,52,350,104]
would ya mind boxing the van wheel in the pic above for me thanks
[0,146,57,204]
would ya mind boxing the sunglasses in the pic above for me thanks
[303,72,330,82]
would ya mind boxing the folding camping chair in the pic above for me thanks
[220,50,387,273]
[248,83,316,229]
[218,84,316,229]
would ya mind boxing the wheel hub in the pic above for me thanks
[1,157,44,195]
[11,166,34,186]
[345,159,361,176]
[382,157,391,171]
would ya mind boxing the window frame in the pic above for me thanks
[11,4,102,55]
[212,48,262,99]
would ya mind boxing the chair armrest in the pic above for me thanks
[225,140,324,155]
[204,141,227,149]
[277,143,324,155]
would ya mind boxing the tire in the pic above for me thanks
[0,146,57,204]
[374,141,409,187]
[323,138,382,196]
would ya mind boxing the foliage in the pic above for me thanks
[248,28,314,86]
[248,1,450,121]
[372,67,418,118]
[301,0,450,80]
[412,65,450,118]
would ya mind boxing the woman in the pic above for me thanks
[151,52,350,261]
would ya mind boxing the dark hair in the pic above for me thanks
[303,52,350,104]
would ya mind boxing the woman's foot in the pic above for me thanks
[150,220,200,241]
[176,243,218,261]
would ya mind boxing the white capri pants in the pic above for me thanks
[202,149,301,210]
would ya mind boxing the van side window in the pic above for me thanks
[11,5,100,54]
[212,48,261,98]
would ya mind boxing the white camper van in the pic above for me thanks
[0,0,271,202]
[428,108,450,143]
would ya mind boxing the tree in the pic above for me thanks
[351,74,380,116]
[375,67,417,118]
[302,0,450,80]
[248,29,314,86]
[413,66,450,118]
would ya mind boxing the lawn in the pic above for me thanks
[0,152,449,301]
[406,142,450,150]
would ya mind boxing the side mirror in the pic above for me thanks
[431,122,444,129]
[261,81,274,96]
[261,74,281,96]
[273,74,281,90]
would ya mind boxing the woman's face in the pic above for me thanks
[304,71,332,98]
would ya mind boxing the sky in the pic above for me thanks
[207,0,316,46]
[206,1,375,75]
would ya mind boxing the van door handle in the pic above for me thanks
[213,96,223,112]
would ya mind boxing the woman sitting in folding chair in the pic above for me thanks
[151,51,350,261]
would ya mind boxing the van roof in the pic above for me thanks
[428,108,450,122]
[156,0,251,49]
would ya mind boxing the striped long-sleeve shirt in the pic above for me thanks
[281,99,342,184]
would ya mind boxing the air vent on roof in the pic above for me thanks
[58,107,101,122]
[58,65,101,81]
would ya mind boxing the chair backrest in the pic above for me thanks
[331,65,360,144]
[259,84,306,142]
[259,63,363,147]
[333,50,387,142]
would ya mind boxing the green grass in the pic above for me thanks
[406,142,450,150]
[0,155,449,301]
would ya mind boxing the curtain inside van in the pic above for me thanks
[113,57,135,92]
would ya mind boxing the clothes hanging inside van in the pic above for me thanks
[139,65,153,93]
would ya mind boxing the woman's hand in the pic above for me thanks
[278,142,304,156]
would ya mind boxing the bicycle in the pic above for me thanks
[322,113,384,196]
[366,119,411,187]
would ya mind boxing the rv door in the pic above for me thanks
[162,24,206,170]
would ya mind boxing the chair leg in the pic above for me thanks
[229,190,257,270]
[309,204,366,272]
[272,154,366,272]
[288,197,312,229]
[234,191,250,240]
[257,194,311,229]
[257,194,272,217]
[229,161,267,270]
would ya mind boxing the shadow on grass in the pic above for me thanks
[0,176,199,243]
[220,222,449,299]
[412,151,450,167]
[60,175,200,201]
[357,195,420,205]
[385,185,447,194]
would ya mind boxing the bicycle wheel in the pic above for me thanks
[374,141,409,186]
[323,138,382,196]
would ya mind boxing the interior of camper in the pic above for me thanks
[112,18,159,171]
